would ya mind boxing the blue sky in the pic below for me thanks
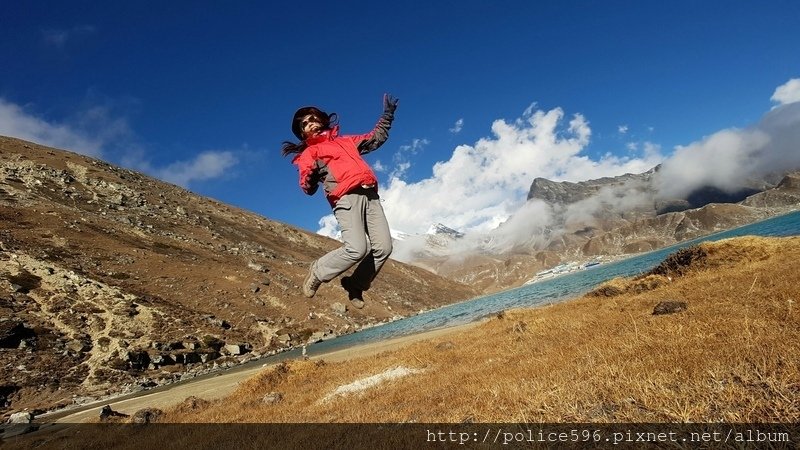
[2,1,799,237]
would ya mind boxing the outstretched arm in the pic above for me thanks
[356,94,399,154]
[292,151,320,196]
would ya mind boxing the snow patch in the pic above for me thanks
[322,366,424,402]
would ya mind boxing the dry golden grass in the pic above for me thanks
[116,236,800,423]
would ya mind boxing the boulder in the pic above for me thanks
[307,332,325,344]
[131,408,163,424]
[224,344,244,355]
[262,392,283,404]
[7,411,32,424]
[2,411,36,438]
[652,301,688,315]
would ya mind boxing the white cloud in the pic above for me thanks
[382,138,428,180]
[378,105,663,236]
[0,97,239,188]
[0,98,104,156]
[655,99,800,199]
[398,138,428,156]
[449,118,464,134]
[149,151,238,187]
[317,214,341,240]
[618,124,629,134]
[771,78,800,106]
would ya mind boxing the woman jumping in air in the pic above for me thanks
[282,94,398,309]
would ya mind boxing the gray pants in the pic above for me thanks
[313,188,393,290]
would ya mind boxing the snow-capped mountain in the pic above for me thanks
[426,223,465,238]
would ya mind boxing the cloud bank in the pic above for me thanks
[0,99,105,157]
[655,78,800,199]
[0,97,237,188]
[378,105,662,236]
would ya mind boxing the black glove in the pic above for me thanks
[383,93,399,115]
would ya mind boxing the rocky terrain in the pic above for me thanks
[406,166,800,292]
[0,136,479,418]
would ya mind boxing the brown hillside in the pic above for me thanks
[0,136,479,416]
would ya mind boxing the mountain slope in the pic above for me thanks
[0,136,479,416]
[406,167,800,292]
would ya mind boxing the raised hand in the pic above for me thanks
[383,93,399,115]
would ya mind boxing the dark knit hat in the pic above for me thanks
[291,106,328,140]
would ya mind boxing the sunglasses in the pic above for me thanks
[300,115,322,128]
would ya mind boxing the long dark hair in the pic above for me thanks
[281,106,339,156]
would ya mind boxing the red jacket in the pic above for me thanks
[292,113,393,207]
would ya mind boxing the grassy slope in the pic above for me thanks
[152,235,799,423]
[10,236,798,447]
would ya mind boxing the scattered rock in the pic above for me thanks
[66,339,91,353]
[131,408,163,424]
[435,341,455,351]
[652,301,688,315]
[99,405,129,421]
[262,392,283,404]
[7,411,33,424]
[175,396,209,412]
[207,317,231,330]
[247,262,268,273]
[307,332,325,344]
[223,343,250,355]
[2,411,37,438]
[331,302,347,314]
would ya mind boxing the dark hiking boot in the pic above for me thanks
[340,276,365,309]
[303,264,322,298]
